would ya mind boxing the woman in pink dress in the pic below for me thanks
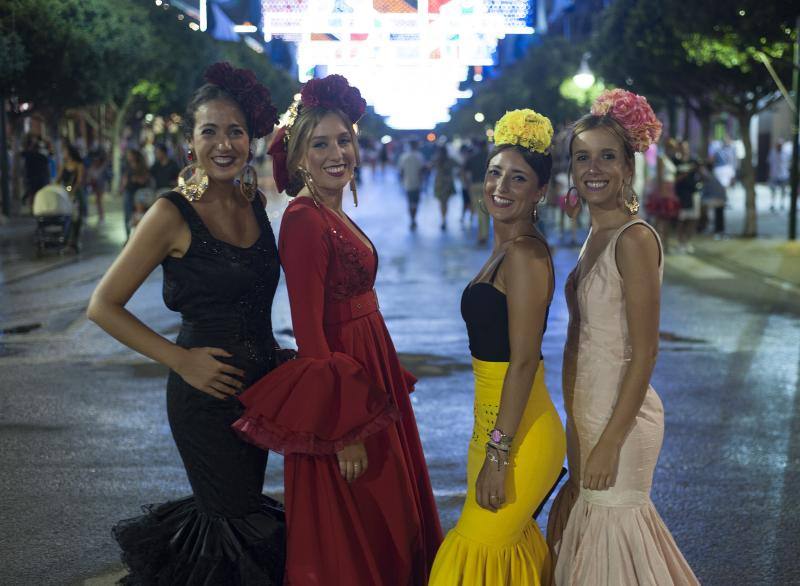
[547,89,699,585]
[232,75,442,586]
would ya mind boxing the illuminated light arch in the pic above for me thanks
[261,0,533,129]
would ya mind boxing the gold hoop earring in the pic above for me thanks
[177,164,209,201]
[564,186,582,219]
[298,167,321,208]
[240,164,258,202]
[350,170,359,207]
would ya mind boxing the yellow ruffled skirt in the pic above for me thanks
[429,358,566,586]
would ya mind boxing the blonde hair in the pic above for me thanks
[285,107,361,196]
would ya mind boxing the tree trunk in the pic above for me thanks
[738,112,757,237]
[110,90,135,195]
[698,110,711,160]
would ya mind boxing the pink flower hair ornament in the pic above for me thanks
[590,89,662,153]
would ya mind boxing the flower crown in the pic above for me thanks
[269,74,366,194]
[204,62,279,139]
[590,89,662,153]
[492,109,554,154]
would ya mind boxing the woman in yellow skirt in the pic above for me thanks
[429,110,566,586]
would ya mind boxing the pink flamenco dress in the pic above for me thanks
[233,197,442,586]
[548,220,698,585]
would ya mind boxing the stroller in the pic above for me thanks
[32,184,72,256]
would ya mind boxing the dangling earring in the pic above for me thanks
[239,157,258,202]
[477,197,489,215]
[177,151,208,201]
[298,167,321,208]
[564,186,582,219]
[531,205,539,224]
[624,184,640,215]
[350,169,359,207]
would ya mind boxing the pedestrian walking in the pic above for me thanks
[57,144,86,252]
[433,145,457,230]
[87,62,286,585]
[20,134,50,209]
[120,149,151,239]
[769,140,790,211]
[86,149,109,221]
[457,143,473,223]
[548,89,699,586]
[397,139,426,229]
[466,138,490,244]
[234,74,443,586]
[429,109,566,586]
[150,143,181,193]
[644,138,680,253]
[674,140,701,253]
[700,160,727,237]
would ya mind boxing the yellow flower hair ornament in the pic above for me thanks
[492,109,554,154]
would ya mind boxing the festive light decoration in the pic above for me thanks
[260,0,534,129]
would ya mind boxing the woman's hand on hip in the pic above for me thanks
[337,442,368,483]
[175,347,245,400]
[582,438,621,491]
[476,448,508,512]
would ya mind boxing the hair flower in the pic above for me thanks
[590,89,662,153]
[203,62,279,139]
[299,74,366,124]
[492,109,553,154]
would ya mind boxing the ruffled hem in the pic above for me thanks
[429,520,549,586]
[112,495,285,586]
[234,352,401,455]
[553,495,699,586]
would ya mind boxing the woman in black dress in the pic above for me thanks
[87,63,286,585]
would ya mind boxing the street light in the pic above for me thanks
[573,53,595,90]
[474,112,485,123]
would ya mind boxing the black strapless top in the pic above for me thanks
[461,238,551,362]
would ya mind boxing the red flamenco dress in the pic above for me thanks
[233,197,442,585]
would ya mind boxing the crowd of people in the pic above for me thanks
[18,133,187,250]
[81,63,706,586]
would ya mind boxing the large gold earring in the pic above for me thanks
[177,163,209,201]
[298,167,321,208]
[240,164,258,202]
[624,183,640,215]
[350,170,358,207]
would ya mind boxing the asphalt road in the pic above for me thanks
[0,169,798,585]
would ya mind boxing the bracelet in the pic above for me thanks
[489,427,513,448]
[485,444,509,469]
[487,439,510,452]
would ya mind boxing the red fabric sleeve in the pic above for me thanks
[279,203,333,359]
[233,202,399,455]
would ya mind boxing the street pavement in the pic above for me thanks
[0,168,798,585]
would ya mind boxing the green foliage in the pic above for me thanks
[440,35,586,136]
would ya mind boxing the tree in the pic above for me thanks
[591,0,797,236]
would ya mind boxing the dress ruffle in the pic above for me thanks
[112,495,285,586]
[234,352,400,455]
[430,520,550,586]
[553,494,699,586]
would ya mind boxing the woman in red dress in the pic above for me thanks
[233,75,442,585]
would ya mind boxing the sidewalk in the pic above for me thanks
[665,183,800,301]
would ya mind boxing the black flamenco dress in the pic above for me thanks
[112,192,285,585]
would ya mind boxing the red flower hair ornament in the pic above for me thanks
[204,62,279,139]
[590,89,662,153]
[269,74,367,194]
